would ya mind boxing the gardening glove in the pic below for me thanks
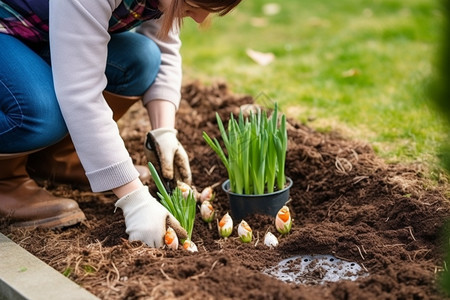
[144,128,192,187]
[115,186,187,247]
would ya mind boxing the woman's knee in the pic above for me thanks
[106,32,161,95]
[132,36,161,81]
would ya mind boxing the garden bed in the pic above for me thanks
[1,81,450,299]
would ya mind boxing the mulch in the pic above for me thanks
[1,81,450,299]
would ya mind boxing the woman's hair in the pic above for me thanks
[159,0,242,38]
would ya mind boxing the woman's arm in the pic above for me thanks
[137,20,191,184]
[49,0,140,192]
[137,19,183,112]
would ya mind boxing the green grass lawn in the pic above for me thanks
[179,0,447,176]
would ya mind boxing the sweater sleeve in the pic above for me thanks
[136,19,182,109]
[49,0,139,192]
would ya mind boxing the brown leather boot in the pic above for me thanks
[26,91,151,190]
[26,135,91,190]
[0,155,86,228]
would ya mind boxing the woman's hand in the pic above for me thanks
[144,128,192,186]
[115,186,187,247]
[145,99,192,186]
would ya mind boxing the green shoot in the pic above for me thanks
[148,162,196,240]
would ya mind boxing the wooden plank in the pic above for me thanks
[0,233,99,300]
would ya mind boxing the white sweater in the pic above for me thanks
[49,0,182,192]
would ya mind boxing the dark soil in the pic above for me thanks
[2,81,450,299]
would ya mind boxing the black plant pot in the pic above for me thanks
[222,177,293,222]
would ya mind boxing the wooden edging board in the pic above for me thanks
[0,232,99,300]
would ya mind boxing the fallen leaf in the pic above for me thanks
[263,3,281,16]
[341,68,360,77]
[246,48,275,66]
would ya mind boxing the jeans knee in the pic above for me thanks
[126,38,161,93]
[106,32,162,95]
[136,37,161,73]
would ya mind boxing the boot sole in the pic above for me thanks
[11,210,87,229]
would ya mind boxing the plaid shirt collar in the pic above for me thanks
[109,0,162,33]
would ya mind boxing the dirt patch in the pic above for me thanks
[2,81,450,299]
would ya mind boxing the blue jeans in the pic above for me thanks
[0,32,161,153]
